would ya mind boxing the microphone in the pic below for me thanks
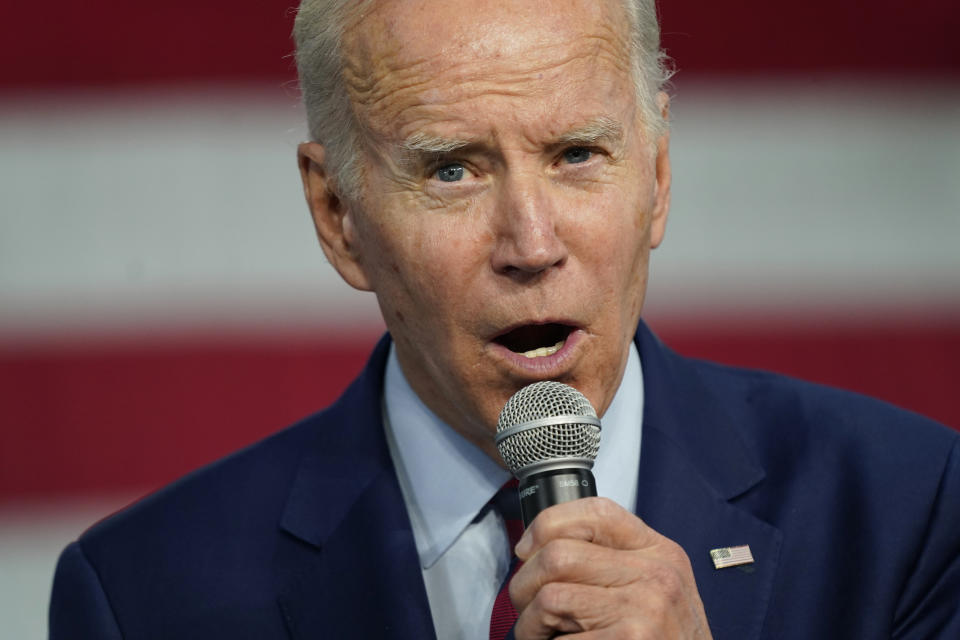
[494,381,602,527]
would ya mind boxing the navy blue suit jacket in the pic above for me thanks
[50,322,960,638]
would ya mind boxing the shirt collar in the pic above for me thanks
[383,342,644,569]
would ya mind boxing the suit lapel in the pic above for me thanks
[274,336,436,640]
[635,324,782,640]
[271,324,782,639]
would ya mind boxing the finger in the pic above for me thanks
[510,538,699,613]
[512,581,597,640]
[515,497,658,560]
[513,578,708,640]
[513,581,688,640]
[509,538,643,611]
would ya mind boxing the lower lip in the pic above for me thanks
[489,328,585,377]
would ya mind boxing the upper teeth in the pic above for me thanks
[522,340,565,359]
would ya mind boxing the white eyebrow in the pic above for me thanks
[400,132,471,155]
[556,117,624,146]
[395,117,624,167]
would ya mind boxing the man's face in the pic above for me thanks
[303,0,670,458]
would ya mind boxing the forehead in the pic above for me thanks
[342,0,635,144]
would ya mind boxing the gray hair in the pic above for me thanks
[293,0,672,202]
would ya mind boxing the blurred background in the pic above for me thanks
[1,0,958,636]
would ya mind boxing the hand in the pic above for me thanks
[509,497,711,639]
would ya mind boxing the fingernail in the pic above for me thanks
[515,530,532,559]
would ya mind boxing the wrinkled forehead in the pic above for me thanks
[342,0,628,94]
[346,0,625,58]
[341,0,632,102]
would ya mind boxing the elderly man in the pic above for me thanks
[50,0,960,638]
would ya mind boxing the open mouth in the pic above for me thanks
[494,323,576,359]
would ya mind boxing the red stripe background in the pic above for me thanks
[2,318,958,501]
[1,0,957,89]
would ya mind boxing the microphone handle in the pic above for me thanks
[518,468,597,527]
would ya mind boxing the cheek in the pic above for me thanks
[575,191,649,267]
[575,192,653,328]
[368,216,480,320]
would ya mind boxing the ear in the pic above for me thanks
[297,142,373,291]
[649,92,671,250]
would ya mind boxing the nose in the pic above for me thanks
[490,173,568,278]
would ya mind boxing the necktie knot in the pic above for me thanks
[492,478,523,547]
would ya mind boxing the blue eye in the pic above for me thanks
[435,164,465,182]
[563,147,592,164]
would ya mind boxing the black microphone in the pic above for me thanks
[494,381,601,527]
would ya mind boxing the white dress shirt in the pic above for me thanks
[383,344,644,640]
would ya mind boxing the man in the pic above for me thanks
[50,0,960,638]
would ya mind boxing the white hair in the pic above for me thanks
[293,0,672,201]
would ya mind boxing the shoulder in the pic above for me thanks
[690,359,960,635]
[50,411,334,637]
[637,321,958,506]
[685,356,960,540]
[52,336,394,635]
[76,333,393,559]
[688,356,957,462]
[77,411,321,565]
[636,322,960,635]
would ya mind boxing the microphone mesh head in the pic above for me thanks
[496,381,600,477]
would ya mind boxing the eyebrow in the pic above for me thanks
[400,132,472,155]
[395,132,472,172]
[555,117,624,147]
[395,116,625,167]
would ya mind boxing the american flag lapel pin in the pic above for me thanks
[710,545,754,569]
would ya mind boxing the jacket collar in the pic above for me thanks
[635,322,781,639]
[278,334,394,549]
[635,323,765,500]
[279,324,768,544]
[276,324,781,639]
[276,334,436,639]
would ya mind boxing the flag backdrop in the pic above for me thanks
[0,1,958,635]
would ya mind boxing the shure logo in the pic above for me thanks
[519,486,538,499]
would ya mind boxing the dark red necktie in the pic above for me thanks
[489,478,523,640]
